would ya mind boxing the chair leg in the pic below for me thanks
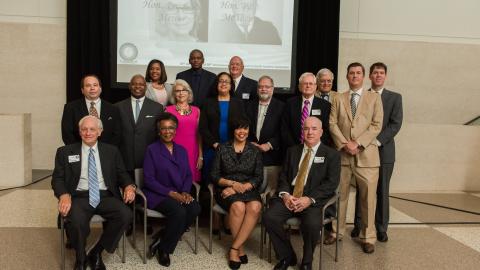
[319,226,325,270]
[61,218,65,270]
[194,215,198,254]
[209,199,213,254]
[122,232,126,263]
[132,203,136,248]
[268,236,272,263]
[335,216,339,261]
[260,222,264,259]
[143,210,147,264]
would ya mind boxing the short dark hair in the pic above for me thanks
[347,62,365,75]
[229,117,250,138]
[369,62,388,75]
[155,112,179,134]
[80,74,102,88]
[189,49,204,59]
[145,59,167,84]
[209,72,235,97]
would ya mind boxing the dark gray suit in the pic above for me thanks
[234,75,258,102]
[115,98,164,171]
[263,143,340,264]
[354,89,403,233]
[176,68,216,108]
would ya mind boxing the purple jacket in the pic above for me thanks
[142,140,192,209]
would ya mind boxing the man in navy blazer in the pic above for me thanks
[282,72,332,148]
[61,75,121,147]
[352,62,403,242]
[176,49,216,108]
[246,75,284,192]
[52,115,135,270]
[263,117,340,270]
[115,74,164,174]
[229,56,258,102]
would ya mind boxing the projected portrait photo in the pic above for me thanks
[153,0,208,42]
[209,0,282,45]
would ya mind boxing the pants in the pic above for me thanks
[66,193,132,261]
[332,163,379,244]
[354,163,394,233]
[263,198,323,264]
[154,197,201,254]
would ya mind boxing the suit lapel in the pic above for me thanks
[342,92,353,122]
[305,145,326,191]
[136,99,150,126]
[124,99,136,128]
[250,102,259,140]
[97,143,111,188]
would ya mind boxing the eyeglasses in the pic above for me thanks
[159,126,176,132]
[319,80,333,84]
[219,80,231,84]
[258,85,273,89]
[174,89,189,93]
[301,82,316,86]
[165,4,195,15]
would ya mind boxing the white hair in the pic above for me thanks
[78,115,103,130]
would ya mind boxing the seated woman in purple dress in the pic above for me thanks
[142,112,201,267]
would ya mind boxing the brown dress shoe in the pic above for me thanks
[362,243,375,254]
[323,234,336,245]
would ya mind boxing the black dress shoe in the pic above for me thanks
[148,238,161,259]
[300,263,312,270]
[87,250,105,270]
[377,232,388,242]
[74,260,86,270]
[156,249,171,267]
[239,254,248,264]
[273,254,297,270]
[65,239,73,249]
[351,227,360,238]
[126,224,133,236]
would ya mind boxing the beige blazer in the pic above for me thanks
[329,90,383,167]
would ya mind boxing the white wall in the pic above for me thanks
[0,0,65,169]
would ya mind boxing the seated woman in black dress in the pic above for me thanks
[211,118,263,269]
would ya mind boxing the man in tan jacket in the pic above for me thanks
[325,62,383,253]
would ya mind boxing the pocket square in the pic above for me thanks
[108,116,113,120]
[145,115,154,118]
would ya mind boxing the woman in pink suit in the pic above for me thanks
[165,79,202,182]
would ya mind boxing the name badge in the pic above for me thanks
[314,157,325,163]
[242,93,250,99]
[68,155,80,163]
[311,109,321,116]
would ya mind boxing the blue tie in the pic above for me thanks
[88,148,100,208]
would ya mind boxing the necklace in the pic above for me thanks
[175,104,192,116]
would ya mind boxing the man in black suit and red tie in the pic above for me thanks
[263,117,340,270]
[245,75,285,193]
[61,74,121,147]
[282,72,332,147]
[52,115,136,270]
[176,49,216,108]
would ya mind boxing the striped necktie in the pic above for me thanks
[300,100,310,142]
[351,93,359,118]
[88,148,100,208]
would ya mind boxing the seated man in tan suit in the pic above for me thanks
[325,62,383,253]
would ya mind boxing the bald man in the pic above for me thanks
[228,56,258,101]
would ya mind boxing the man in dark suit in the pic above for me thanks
[176,49,216,108]
[229,56,258,102]
[246,75,284,193]
[263,117,340,270]
[352,62,403,242]
[282,72,332,148]
[115,74,164,174]
[61,74,121,147]
[52,115,135,270]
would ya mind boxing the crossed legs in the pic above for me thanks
[228,200,262,262]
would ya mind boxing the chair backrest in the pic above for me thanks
[134,168,144,189]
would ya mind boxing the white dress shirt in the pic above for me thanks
[131,96,145,120]
[77,142,107,191]
[349,88,363,107]
[301,95,314,115]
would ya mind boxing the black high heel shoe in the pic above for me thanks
[239,254,248,264]
[228,247,242,269]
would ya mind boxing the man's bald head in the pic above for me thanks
[302,117,323,147]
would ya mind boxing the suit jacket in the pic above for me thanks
[61,99,122,146]
[176,68,216,108]
[315,90,339,104]
[373,89,403,164]
[199,97,247,148]
[115,97,164,171]
[51,142,133,200]
[234,75,258,101]
[329,90,384,167]
[281,95,332,147]
[142,141,192,209]
[213,17,281,45]
[277,144,340,208]
[246,97,285,166]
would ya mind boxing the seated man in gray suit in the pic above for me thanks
[263,117,340,270]
[52,115,136,270]
[116,74,164,175]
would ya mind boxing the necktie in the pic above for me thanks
[300,100,310,142]
[350,93,359,118]
[320,94,329,101]
[292,148,312,198]
[88,148,100,208]
[134,99,140,123]
[89,101,99,118]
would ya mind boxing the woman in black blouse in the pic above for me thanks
[211,118,263,269]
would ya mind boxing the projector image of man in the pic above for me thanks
[212,0,281,45]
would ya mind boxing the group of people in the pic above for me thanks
[52,48,403,270]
